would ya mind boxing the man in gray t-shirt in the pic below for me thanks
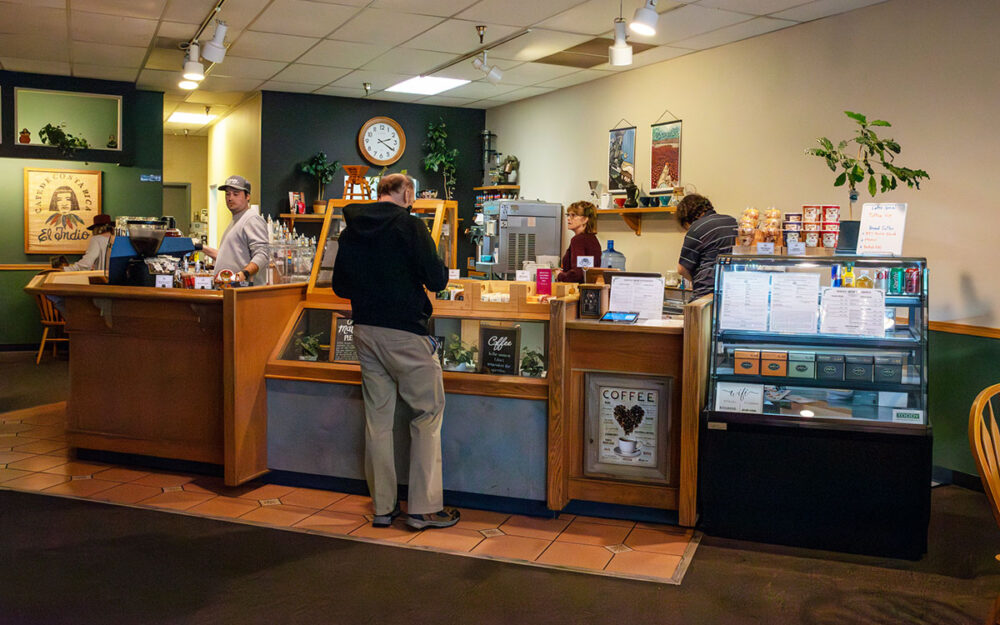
[203,175,269,285]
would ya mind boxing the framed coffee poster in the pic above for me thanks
[478,324,521,375]
[585,372,671,483]
[24,168,102,254]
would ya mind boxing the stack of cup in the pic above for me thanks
[801,204,823,247]
[784,211,802,247]
[821,205,840,248]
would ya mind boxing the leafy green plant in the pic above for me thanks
[806,111,929,217]
[299,152,340,203]
[39,122,90,159]
[442,334,477,369]
[520,347,545,377]
[422,119,458,200]
[294,332,323,360]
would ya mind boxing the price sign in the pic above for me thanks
[154,274,173,288]
[576,255,595,268]
[515,270,530,282]
[756,242,775,254]
[787,241,806,255]
[448,269,461,280]
[194,276,213,290]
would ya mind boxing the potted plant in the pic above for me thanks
[294,331,323,361]
[442,334,477,372]
[806,111,929,220]
[299,152,340,214]
[422,118,458,201]
[520,347,546,377]
[39,122,90,159]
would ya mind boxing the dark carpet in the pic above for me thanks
[1,486,997,625]
[0,351,69,413]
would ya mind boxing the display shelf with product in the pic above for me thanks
[700,254,931,558]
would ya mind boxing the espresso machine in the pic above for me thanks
[108,217,196,286]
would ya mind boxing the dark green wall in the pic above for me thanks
[1,71,163,346]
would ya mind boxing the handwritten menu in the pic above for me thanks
[332,317,358,362]
[819,287,886,337]
[719,271,771,331]
[608,275,665,320]
[769,273,820,334]
[857,203,907,256]
[479,324,520,375]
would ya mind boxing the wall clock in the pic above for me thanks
[358,116,406,166]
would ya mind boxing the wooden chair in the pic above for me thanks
[970,383,1000,559]
[34,293,68,364]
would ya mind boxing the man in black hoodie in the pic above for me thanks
[332,174,459,530]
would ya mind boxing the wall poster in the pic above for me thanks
[24,168,102,254]
[585,372,671,483]
[608,126,636,193]
[651,120,681,190]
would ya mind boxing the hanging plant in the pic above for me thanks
[422,118,458,200]
[38,122,90,159]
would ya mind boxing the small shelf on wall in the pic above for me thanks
[596,207,676,235]
[474,185,519,209]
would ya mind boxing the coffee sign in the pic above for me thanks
[478,324,521,375]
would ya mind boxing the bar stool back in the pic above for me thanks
[33,293,68,364]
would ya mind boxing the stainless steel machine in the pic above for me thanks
[475,200,563,278]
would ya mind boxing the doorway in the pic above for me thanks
[162,183,191,234]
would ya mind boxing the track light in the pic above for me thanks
[630,0,659,36]
[609,17,632,66]
[178,80,199,90]
[182,43,205,81]
[472,51,502,84]
[200,19,228,64]
[485,65,502,84]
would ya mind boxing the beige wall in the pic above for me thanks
[207,94,262,246]
[487,0,999,327]
[163,134,208,219]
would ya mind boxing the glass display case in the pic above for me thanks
[707,254,928,430]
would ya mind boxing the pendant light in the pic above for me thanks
[609,1,633,67]
[630,0,659,37]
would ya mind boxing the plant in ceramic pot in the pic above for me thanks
[520,347,546,377]
[422,118,458,201]
[299,152,340,213]
[39,122,90,159]
[442,334,477,372]
[294,331,323,361]
[806,111,929,219]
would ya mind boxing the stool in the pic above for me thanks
[34,294,68,364]
[342,165,372,200]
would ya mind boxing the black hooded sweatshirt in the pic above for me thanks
[332,201,448,336]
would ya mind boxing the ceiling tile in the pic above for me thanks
[161,0,219,23]
[416,95,476,106]
[72,0,167,20]
[673,15,797,49]
[270,63,351,85]
[402,19,520,54]
[309,0,371,6]
[0,34,69,62]
[368,90,424,103]
[773,0,888,22]
[442,80,519,100]
[71,11,159,48]
[0,0,64,8]
[536,0,684,35]
[536,67,611,89]
[329,9,443,47]
[488,28,592,62]
[361,47,456,75]
[145,48,185,71]
[591,44,690,70]
[227,32,319,62]
[215,0,271,32]
[172,101,229,116]
[72,64,139,81]
[313,85,368,98]
[497,62,581,86]
[137,68,187,92]
[629,4,752,45]
[459,100,491,109]
[298,40,387,68]
[259,80,318,93]
[0,4,66,36]
[457,0,588,28]
[429,58,520,82]
[156,21,199,41]
[184,90,247,106]
[330,69,411,91]
[251,0,360,38]
[0,58,71,76]
[209,56,286,80]
[697,0,808,15]
[198,75,264,92]
[367,0,480,18]
[484,85,554,102]
[71,42,147,67]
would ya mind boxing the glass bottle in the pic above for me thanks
[855,269,874,288]
[842,262,855,287]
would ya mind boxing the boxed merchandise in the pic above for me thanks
[734,349,760,375]
[874,354,904,383]
[761,351,788,376]
[816,354,845,380]
[788,351,816,378]
[845,355,874,382]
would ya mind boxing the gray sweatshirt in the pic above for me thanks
[215,207,269,285]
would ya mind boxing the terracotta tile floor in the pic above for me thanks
[0,403,699,584]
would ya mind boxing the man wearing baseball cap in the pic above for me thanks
[203,175,269,285]
[65,214,115,271]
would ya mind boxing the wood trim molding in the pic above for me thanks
[929,321,1000,340]
[0,264,49,270]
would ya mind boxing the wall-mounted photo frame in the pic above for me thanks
[608,126,636,193]
[651,120,682,191]
[24,168,102,255]
[15,88,122,152]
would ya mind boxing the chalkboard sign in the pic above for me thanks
[331,317,358,362]
[478,324,521,375]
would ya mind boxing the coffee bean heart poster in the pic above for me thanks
[478,324,520,375]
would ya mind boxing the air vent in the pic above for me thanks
[507,232,536,272]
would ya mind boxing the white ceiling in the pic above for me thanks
[0,0,887,135]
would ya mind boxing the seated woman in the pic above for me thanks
[556,201,601,283]
[676,193,737,299]
[66,214,115,271]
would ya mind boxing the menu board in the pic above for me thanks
[769,273,820,334]
[478,324,520,375]
[719,271,771,331]
[857,203,907,256]
[331,317,358,362]
[608,274,665,320]
[819,287,886,337]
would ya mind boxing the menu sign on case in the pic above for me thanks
[331,317,358,362]
[478,324,520,375]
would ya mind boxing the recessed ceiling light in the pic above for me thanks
[386,76,470,95]
[167,112,217,124]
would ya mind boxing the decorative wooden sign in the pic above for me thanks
[24,168,102,254]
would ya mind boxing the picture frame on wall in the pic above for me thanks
[651,120,682,191]
[23,168,102,255]
[608,126,636,193]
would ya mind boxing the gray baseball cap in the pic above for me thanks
[219,175,251,194]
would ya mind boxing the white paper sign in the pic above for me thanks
[857,203,907,256]
[576,255,595,268]
[769,273,820,334]
[154,274,173,288]
[515,270,530,282]
[448,269,461,280]
[756,242,775,254]
[719,271,771,332]
[194,276,213,290]
[609,275,665,320]
[819,287,886,337]
[892,408,924,424]
[715,382,764,414]
[787,241,806,255]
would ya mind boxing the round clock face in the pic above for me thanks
[358,117,406,166]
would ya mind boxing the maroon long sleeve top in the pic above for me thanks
[557,232,602,283]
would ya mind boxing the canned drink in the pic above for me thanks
[889,267,905,295]
[905,267,921,294]
[874,269,888,291]
[831,264,842,287]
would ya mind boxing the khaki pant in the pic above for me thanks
[354,324,445,516]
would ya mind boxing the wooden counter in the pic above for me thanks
[26,275,305,485]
